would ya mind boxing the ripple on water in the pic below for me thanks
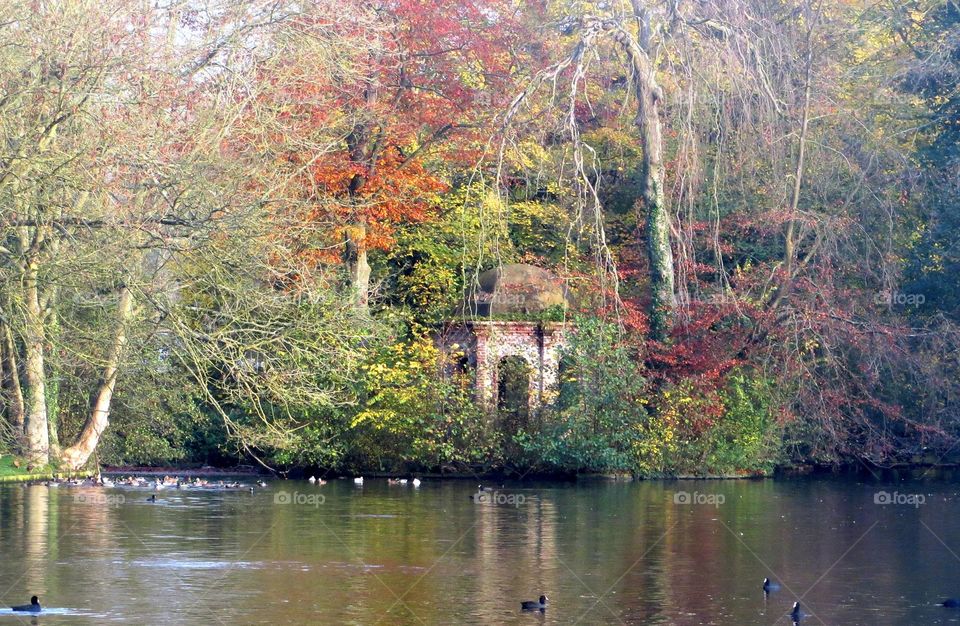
[126,557,261,570]
[121,557,323,573]
[0,608,112,619]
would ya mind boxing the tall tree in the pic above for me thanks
[282,0,521,309]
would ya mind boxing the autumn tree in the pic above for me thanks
[279,0,523,310]
[0,0,373,469]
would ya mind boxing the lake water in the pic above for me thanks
[2,475,960,624]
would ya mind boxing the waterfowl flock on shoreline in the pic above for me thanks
[42,475,254,491]
[35,474,426,492]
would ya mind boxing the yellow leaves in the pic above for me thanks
[354,336,441,429]
[847,15,899,67]
[907,8,928,25]
[457,58,488,90]
[582,127,640,154]
[508,139,551,171]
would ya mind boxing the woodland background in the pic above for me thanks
[1,0,959,476]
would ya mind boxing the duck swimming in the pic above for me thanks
[521,595,547,610]
[941,598,960,607]
[10,596,41,613]
[790,601,803,620]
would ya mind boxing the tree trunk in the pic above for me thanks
[0,321,25,431]
[770,2,818,310]
[782,38,813,290]
[612,25,676,341]
[22,252,49,465]
[639,105,675,342]
[46,369,61,457]
[343,62,379,312]
[61,285,134,471]
[344,223,371,310]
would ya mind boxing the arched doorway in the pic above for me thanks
[557,353,576,411]
[497,356,531,434]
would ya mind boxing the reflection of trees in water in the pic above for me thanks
[472,484,560,623]
[26,486,48,594]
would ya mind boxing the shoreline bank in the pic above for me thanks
[3,457,960,484]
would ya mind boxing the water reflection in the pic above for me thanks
[2,477,960,623]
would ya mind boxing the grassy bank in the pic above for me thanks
[0,454,77,483]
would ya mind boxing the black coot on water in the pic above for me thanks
[521,595,548,610]
[11,596,41,613]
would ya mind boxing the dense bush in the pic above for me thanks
[515,317,646,473]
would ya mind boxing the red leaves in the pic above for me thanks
[258,0,527,265]
[303,144,447,251]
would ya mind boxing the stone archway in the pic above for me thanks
[444,320,566,414]
[497,355,531,429]
[437,263,571,415]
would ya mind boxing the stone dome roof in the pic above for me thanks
[462,263,568,317]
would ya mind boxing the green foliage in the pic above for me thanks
[902,2,960,322]
[708,370,783,473]
[515,316,645,473]
[380,184,509,324]
[346,334,496,471]
[381,183,585,326]
[633,371,782,476]
[505,199,574,266]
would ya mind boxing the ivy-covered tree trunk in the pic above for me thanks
[46,358,60,457]
[611,23,675,342]
[637,93,674,342]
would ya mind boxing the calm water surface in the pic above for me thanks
[1,476,960,624]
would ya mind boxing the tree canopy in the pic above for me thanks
[1,0,959,476]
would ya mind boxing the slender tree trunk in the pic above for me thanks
[611,25,676,341]
[61,285,134,470]
[46,367,60,457]
[344,223,371,309]
[343,61,380,312]
[770,1,818,310]
[42,239,61,456]
[783,47,813,287]
[22,250,49,465]
[1,320,25,431]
